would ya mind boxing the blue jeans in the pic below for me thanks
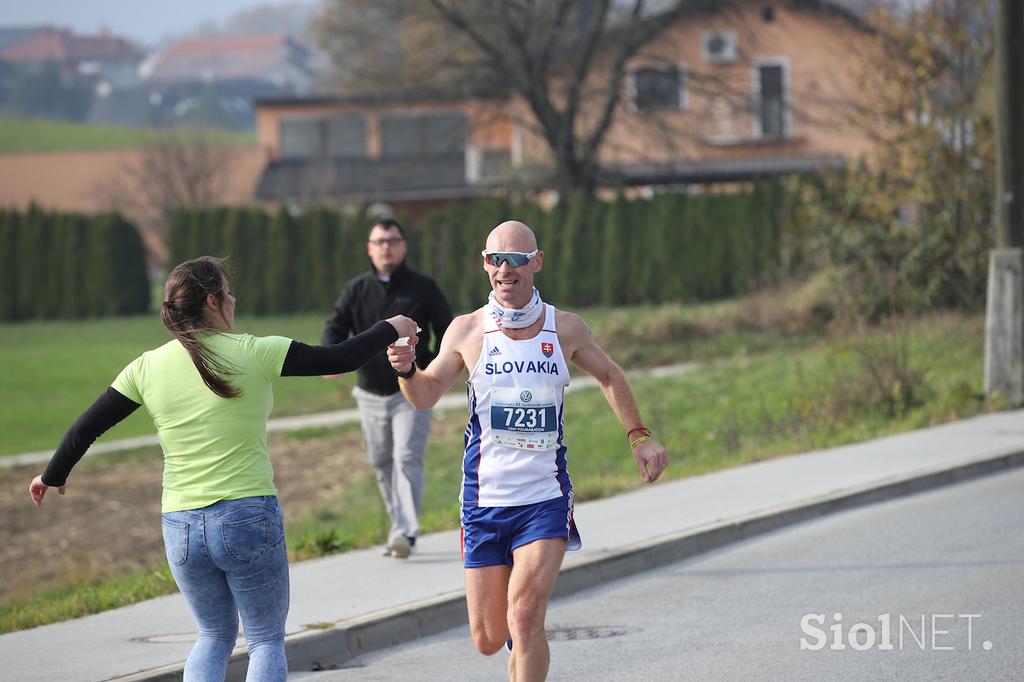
[161,496,289,681]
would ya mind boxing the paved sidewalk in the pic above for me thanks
[2,409,1024,681]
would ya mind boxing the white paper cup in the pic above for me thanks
[394,326,422,347]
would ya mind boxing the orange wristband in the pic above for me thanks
[627,426,651,439]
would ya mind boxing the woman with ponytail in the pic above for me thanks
[29,256,416,681]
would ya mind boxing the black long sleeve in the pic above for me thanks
[281,319,399,377]
[42,387,142,487]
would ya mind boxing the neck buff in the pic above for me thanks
[488,287,544,328]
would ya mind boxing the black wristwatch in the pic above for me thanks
[395,363,417,379]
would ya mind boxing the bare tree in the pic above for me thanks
[316,0,733,194]
[183,2,318,41]
[848,0,996,237]
[313,0,499,96]
[95,130,241,247]
[795,0,997,312]
[433,0,742,194]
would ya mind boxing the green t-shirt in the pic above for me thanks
[112,333,292,513]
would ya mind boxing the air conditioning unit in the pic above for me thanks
[702,31,738,64]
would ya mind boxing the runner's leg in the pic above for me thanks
[465,564,513,655]
[506,537,565,682]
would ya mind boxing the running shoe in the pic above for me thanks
[384,535,411,559]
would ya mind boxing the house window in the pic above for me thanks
[325,115,367,157]
[380,112,468,158]
[631,65,686,112]
[480,149,511,178]
[279,118,320,159]
[702,31,738,64]
[466,147,512,183]
[279,114,368,159]
[755,61,789,140]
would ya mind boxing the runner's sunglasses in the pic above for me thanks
[481,249,539,268]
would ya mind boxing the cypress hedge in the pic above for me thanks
[160,181,790,316]
[0,206,149,321]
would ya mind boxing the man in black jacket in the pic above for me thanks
[322,218,453,558]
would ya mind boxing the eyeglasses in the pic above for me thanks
[369,237,405,247]
[481,249,539,268]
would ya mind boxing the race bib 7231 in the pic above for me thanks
[489,386,559,450]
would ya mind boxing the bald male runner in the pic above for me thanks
[386,220,668,682]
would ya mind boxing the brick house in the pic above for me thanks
[252,0,875,210]
[254,92,516,214]
[139,34,316,92]
[0,26,143,88]
[90,33,322,131]
[569,0,872,185]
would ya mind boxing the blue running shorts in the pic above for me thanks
[461,494,582,568]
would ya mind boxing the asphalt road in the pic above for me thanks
[295,467,1024,681]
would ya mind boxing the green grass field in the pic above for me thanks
[0,299,818,456]
[0,313,353,455]
[0,117,256,153]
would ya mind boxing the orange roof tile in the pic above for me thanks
[0,28,141,63]
[159,34,293,60]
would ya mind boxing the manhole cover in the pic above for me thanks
[545,626,635,641]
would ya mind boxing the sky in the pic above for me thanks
[0,0,295,47]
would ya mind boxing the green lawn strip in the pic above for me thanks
[0,302,827,456]
[0,303,638,454]
[0,313,986,633]
[0,314,355,455]
[287,472,396,559]
[0,565,178,634]
[0,118,255,153]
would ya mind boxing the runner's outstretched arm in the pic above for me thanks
[562,313,669,483]
[388,313,471,408]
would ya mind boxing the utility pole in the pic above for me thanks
[984,0,1024,404]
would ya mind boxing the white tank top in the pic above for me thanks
[462,305,572,507]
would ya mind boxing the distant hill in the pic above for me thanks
[0,117,255,153]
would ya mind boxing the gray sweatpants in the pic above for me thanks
[352,386,432,542]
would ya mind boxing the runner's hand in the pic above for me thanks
[385,315,418,340]
[387,336,418,375]
[29,474,66,507]
[633,440,668,483]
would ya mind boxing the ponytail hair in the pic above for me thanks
[160,256,241,398]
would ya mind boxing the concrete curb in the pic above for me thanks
[116,448,1024,681]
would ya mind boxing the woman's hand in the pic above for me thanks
[385,315,418,340]
[29,475,66,507]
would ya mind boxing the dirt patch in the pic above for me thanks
[0,430,371,604]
